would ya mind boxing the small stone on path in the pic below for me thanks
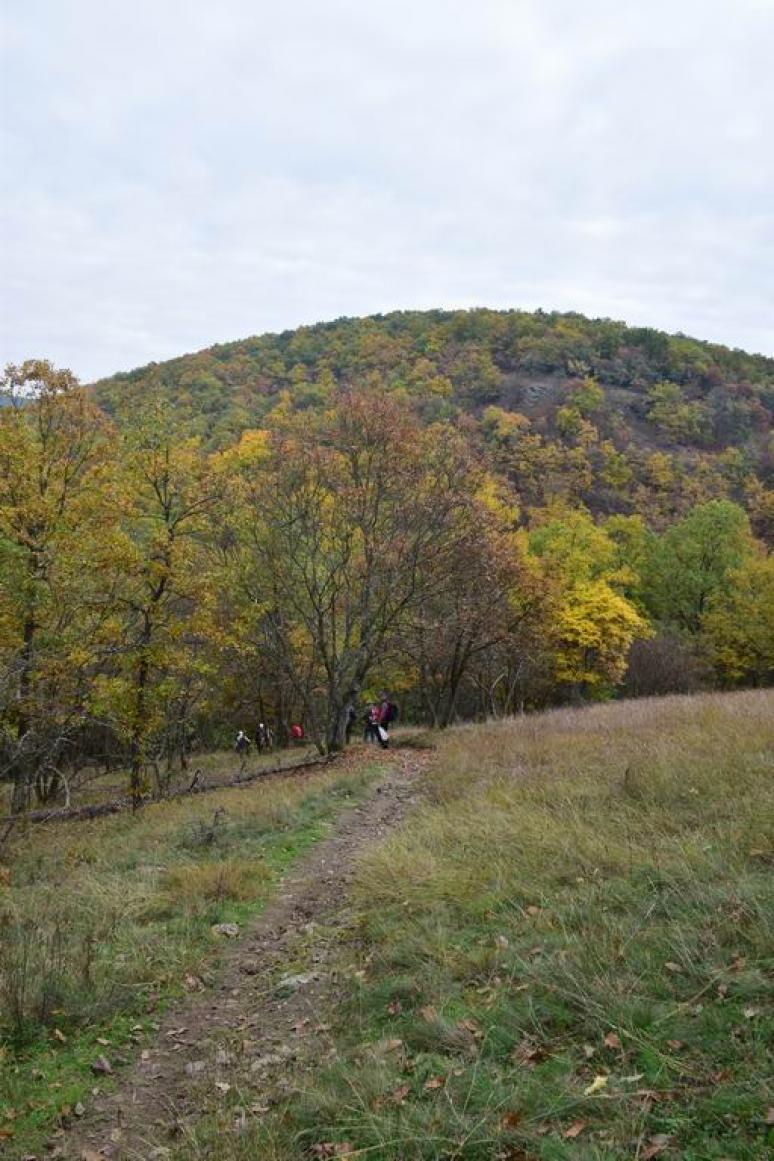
[212,922,240,938]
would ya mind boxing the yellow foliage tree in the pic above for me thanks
[702,555,774,685]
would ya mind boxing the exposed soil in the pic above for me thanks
[57,748,431,1161]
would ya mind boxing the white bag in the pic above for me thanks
[377,725,389,743]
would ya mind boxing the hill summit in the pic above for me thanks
[94,308,773,536]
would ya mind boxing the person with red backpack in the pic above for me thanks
[376,692,398,749]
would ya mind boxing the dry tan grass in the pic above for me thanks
[160,857,272,910]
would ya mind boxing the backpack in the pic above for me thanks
[386,701,399,724]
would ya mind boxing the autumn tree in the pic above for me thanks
[702,554,774,685]
[528,507,651,694]
[91,396,220,804]
[398,480,542,726]
[0,361,111,810]
[233,392,480,750]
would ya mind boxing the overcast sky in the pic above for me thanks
[1,0,773,381]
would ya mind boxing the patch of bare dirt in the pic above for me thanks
[57,749,431,1161]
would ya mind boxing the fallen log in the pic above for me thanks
[1,752,340,828]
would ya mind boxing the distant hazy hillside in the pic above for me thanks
[93,309,774,536]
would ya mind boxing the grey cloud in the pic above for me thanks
[2,0,773,380]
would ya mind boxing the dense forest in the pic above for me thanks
[2,309,773,812]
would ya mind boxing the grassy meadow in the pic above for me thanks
[182,691,774,1160]
[0,753,382,1157]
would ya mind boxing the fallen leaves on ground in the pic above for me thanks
[499,1110,522,1130]
[641,1133,672,1159]
[583,1074,609,1096]
[563,1119,586,1139]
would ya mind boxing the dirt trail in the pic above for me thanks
[59,749,430,1161]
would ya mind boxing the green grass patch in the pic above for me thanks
[179,690,773,1160]
[0,759,384,1158]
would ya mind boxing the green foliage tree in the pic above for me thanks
[642,500,756,633]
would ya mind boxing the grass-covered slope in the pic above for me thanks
[0,757,379,1157]
[188,691,773,1160]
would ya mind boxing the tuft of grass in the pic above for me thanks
[158,857,273,913]
[180,690,773,1160]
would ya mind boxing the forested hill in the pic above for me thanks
[3,312,774,808]
[94,309,774,536]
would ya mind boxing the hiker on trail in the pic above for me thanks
[235,729,250,755]
[376,692,398,750]
[363,705,380,744]
[255,722,273,752]
[290,723,304,742]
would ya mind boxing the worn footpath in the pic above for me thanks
[59,749,430,1161]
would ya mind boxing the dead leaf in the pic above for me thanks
[765,1107,774,1126]
[743,1006,760,1019]
[53,1028,67,1042]
[499,1111,522,1130]
[603,1032,622,1049]
[96,1036,111,1046]
[385,1038,403,1052]
[664,962,683,973]
[563,1119,586,1139]
[525,905,540,916]
[666,1039,684,1050]
[387,999,402,1015]
[583,1074,609,1096]
[424,1076,445,1090]
[514,1039,547,1063]
[641,1133,672,1159]
[90,1055,113,1075]
[390,1083,411,1105]
[583,1043,596,1058]
[80,1151,105,1161]
[215,1081,231,1093]
[0,1128,13,1140]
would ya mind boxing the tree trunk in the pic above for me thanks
[12,597,37,813]
[129,651,149,809]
